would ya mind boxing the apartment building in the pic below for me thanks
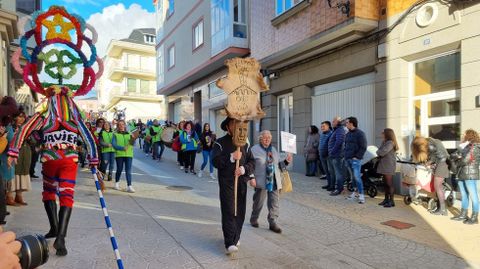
[252,0,480,173]
[98,28,165,121]
[155,0,249,135]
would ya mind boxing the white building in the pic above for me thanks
[98,28,166,122]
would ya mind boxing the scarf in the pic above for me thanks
[261,144,275,192]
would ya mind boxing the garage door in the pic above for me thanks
[173,102,181,123]
[312,73,375,144]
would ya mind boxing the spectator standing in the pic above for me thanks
[328,116,346,196]
[320,121,333,191]
[28,129,41,179]
[376,128,399,208]
[304,125,320,176]
[249,130,292,233]
[9,112,32,206]
[0,124,15,205]
[180,121,200,174]
[450,129,479,224]
[112,120,139,193]
[99,122,115,181]
[198,123,216,179]
[344,117,367,204]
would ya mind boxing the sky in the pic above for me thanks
[40,0,156,98]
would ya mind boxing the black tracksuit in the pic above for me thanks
[212,134,255,249]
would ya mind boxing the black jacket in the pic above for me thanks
[451,143,480,180]
[344,128,367,160]
[211,134,255,183]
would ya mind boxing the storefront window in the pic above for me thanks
[278,93,293,146]
[413,52,461,150]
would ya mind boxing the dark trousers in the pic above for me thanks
[178,151,184,166]
[219,178,247,248]
[153,141,165,159]
[0,178,6,222]
[115,157,132,186]
[183,150,196,171]
[30,147,39,176]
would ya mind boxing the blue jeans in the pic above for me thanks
[458,180,479,213]
[115,157,132,186]
[201,150,214,173]
[329,157,344,191]
[143,141,150,154]
[346,159,363,194]
[306,160,317,175]
[320,157,331,186]
[100,152,115,174]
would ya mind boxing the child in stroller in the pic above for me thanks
[398,160,455,211]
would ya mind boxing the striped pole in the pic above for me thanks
[91,167,125,269]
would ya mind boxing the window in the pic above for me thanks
[193,19,204,50]
[276,0,303,16]
[127,78,136,92]
[167,0,174,17]
[278,93,293,146]
[233,0,247,38]
[167,45,175,69]
[144,35,155,44]
[211,0,231,54]
[413,52,461,150]
[157,49,164,86]
[140,80,150,94]
[208,81,224,99]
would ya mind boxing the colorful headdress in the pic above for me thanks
[11,6,103,97]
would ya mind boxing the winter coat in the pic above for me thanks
[344,128,367,160]
[376,140,397,175]
[304,133,320,161]
[451,143,480,180]
[200,131,215,151]
[251,144,286,190]
[328,124,346,158]
[319,130,332,159]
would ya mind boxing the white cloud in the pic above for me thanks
[86,3,156,57]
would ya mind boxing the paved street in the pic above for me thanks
[4,147,479,269]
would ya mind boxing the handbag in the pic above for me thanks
[172,137,181,152]
[279,162,293,193]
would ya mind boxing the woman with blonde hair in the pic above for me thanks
[376,128,399,207]
[411,136,450,216]
[450,129,479,224]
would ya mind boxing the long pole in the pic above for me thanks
[91,167,124,269]
[234,146,240,216]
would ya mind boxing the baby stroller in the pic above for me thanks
[346,146,383,198]
[398,160,455,211]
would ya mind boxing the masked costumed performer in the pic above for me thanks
[212,117,255,255]
[8,6,103,256]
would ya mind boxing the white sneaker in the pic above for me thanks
[210,173,216,180]
[114,183,120,190]
[198,171,203,178]
[358,194,365,204]
[347,192,357,201]
[127,185,135,193]
[180,166,184,170]
[226,245,238,255]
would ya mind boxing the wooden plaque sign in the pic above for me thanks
[216,58,268,121]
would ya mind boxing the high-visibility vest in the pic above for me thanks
[101,131,115,153]
[114,132,133,158]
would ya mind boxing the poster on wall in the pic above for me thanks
[281,131,297,154]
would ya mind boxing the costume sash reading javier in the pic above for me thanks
[8,6,103,256]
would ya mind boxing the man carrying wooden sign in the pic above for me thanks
[212,58,268,256]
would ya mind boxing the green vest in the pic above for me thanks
[114,132,133,158]
[151,126,162,143]
[101,131,115,153]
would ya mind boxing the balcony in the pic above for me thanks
[107,64,156,81]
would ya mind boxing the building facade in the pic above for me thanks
[252,0,480,173]
[98,28,166,122]
[155,0,249,135]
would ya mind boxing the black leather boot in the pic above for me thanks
[451,209,468,221]
[54,206,72,256]
[378,193,388,206]
[44,201,58,238]
[384,194,395,208]
[431,202,447,216]
[464,212,478,225]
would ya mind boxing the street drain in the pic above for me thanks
[166,185,193,191]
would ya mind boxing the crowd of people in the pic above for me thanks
[304,116,478,224]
